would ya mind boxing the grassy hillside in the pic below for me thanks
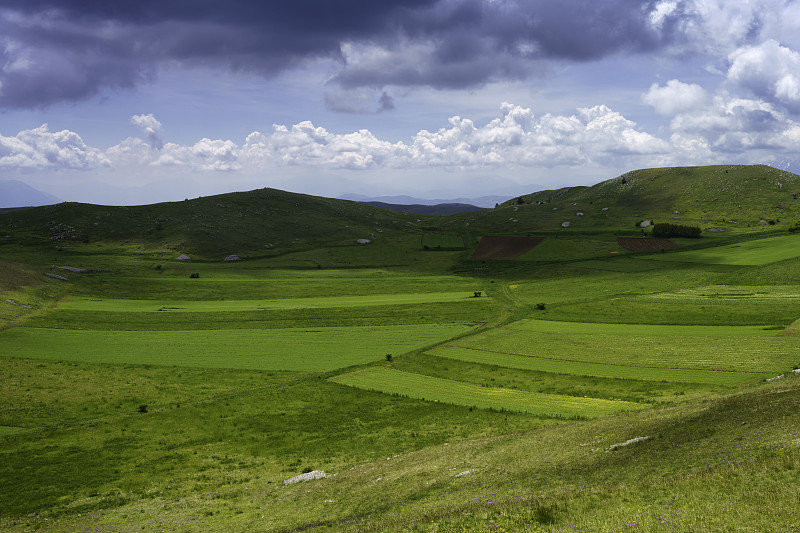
[0,187,422,259]
[2,165,800,532]
[438,164,800,237]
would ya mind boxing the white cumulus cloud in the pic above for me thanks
[130,113,164,149]
[642,79,708,115]
[0,124,109,169]
[727,40,800,112]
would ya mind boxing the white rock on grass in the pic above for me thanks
[561,221,571,227]
[356,239,371,245]
[223,255,241,262]
[57,266,89,273]
[5,299,32,309]
[284,470,328,485]
[45,273,68,281]
[606,436,650,452]
[175,254,191,261]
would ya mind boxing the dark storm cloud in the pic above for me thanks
[0,0,683,109]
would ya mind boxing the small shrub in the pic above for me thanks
[138,404,148,413]
[385,354,393,362]
[189,272,200,278]
[535,303,546,310]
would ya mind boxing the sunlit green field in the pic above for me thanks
[58,292,485,312]
[4,181,800,532]
[0,324,474,371]
[641,234,800,265]
[330,367,644,417]
[448,319,796,374]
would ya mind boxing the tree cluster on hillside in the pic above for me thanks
[651,223,702,238]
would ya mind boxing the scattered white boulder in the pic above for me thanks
[766,374,784,382]
[356,239,371,245]
[607,436,650,452]
[602,207,609,211]
[576,212,584,216]
[223,255,241,262]
[639,220,651,228]
[57,266,89,273]
[175,254,191,261]
[561,221,571,227]
[45,273,68,281]
[284,470,328,485]
[5,299,32,309]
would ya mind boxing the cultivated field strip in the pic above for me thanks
[507,319,779,337]
[58,292,486,312]
[329,367,644,418]
[0,324,474,371]
[428,346,763,385]
[640,285,800,301]
[640,234,800,265]
[446,320,796,375]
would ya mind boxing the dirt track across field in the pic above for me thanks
[617,237,678,251]
[471,236,545,259]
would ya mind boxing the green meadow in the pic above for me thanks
[330,367,644,417]
[641,233,800,265]
[2,165,800,532]
[58,291,483,312]
[0,324,474,371]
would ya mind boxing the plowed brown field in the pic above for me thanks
[471,236,545,259]
[617,237,678,251]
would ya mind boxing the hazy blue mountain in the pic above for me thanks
[339,193,511,208]
[0,180,61,208]
[363,201,490,216]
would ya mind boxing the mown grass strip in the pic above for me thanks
[428,346,764,386]
[329,367,644,418]
[640,284,800,301]
[640,234,800,265]
[507,319,778,337]
[59,292,486,312]
[0,324,474,371]
[456,323,795,373]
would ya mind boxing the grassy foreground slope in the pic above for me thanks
[1,165,800,532]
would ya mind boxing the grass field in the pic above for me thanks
[0,324,473,371]
[452,320,797,374]
[57,292,486,312]
[3,166,800,532]
[428,345,765,385]
[642,234,800,265]
[330,366,644,418]
[422,233,465,250]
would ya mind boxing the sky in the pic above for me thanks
[2,0,800,205]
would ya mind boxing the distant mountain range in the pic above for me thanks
[0,180,61,209]
[338,193,511,209]
[362,201,491,216]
